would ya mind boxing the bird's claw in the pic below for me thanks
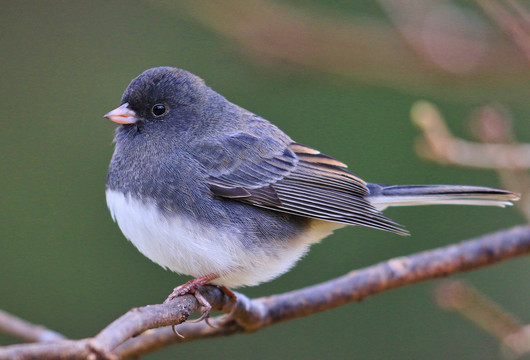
[169,289,215,337]
[164,273,219,304]
[164,275,237,335]
[164,283,193,304]
[171,325,185,338]
[187,290,215,327]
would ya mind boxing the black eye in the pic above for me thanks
[151,104,166,116]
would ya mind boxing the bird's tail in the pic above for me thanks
[367,184,520,211]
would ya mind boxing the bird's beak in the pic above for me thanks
[104,103,138,124]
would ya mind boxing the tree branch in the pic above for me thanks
[411,100,530,220]
[434,280,528,356]
[0,310,66,343]
[147,0,530,100]
[1,225,529,359]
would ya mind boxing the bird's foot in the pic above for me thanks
[186,290,213,325]
[164,273,219,303]
[188,285,238,327]
[163,274,239,334]
[164,273,222,334]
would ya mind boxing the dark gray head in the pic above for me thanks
[122,67,205,116]
[105,67,221,140]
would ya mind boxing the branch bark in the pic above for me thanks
[1,225,529,360]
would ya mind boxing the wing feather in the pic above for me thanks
[195,134,407,235]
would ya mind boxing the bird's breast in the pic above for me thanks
[105,189,343,287]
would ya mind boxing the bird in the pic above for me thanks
[104,67,519,308]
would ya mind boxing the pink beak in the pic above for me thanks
[104,103,138,124]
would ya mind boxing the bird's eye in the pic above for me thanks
[151,104,166,116]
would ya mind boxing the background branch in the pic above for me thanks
[435,280,530,357]
[149,0,530,100]
[411,100,530,220]
[0,310,66,344]
[1,225,529,359]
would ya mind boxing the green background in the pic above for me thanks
[1,1,528,359]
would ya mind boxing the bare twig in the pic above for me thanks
[435,281,523,341]
[146,0,530,100]
[435,280,530,357]
[411,100,530,220]
[0,310,66,343]
[1,225,529,359]
[475,0,530,62]
[411,101,530,170]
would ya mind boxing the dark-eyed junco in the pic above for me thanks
[105,67,518,304]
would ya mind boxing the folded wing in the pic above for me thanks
[195,132,407,235]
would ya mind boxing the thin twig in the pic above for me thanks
[435,280,523,341]
[411,100,530,220]
[0,310,66,343]
[411,101,530,170]
[435,280,530,358]
[435,280,530,357]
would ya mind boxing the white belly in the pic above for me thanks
[106,190,343,288]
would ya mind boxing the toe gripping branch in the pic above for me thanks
[164,275,239,335]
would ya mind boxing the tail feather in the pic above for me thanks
[367,184,520,211]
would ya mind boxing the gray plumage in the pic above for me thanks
[105,67,519,288]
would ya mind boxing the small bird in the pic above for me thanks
[105,67,518,305]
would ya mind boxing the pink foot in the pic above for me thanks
[164,273,219,303]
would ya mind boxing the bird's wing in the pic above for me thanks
[195,132,406,234]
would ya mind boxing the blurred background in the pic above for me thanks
[1,1,529,359]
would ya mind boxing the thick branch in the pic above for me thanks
[1,225,529,359]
